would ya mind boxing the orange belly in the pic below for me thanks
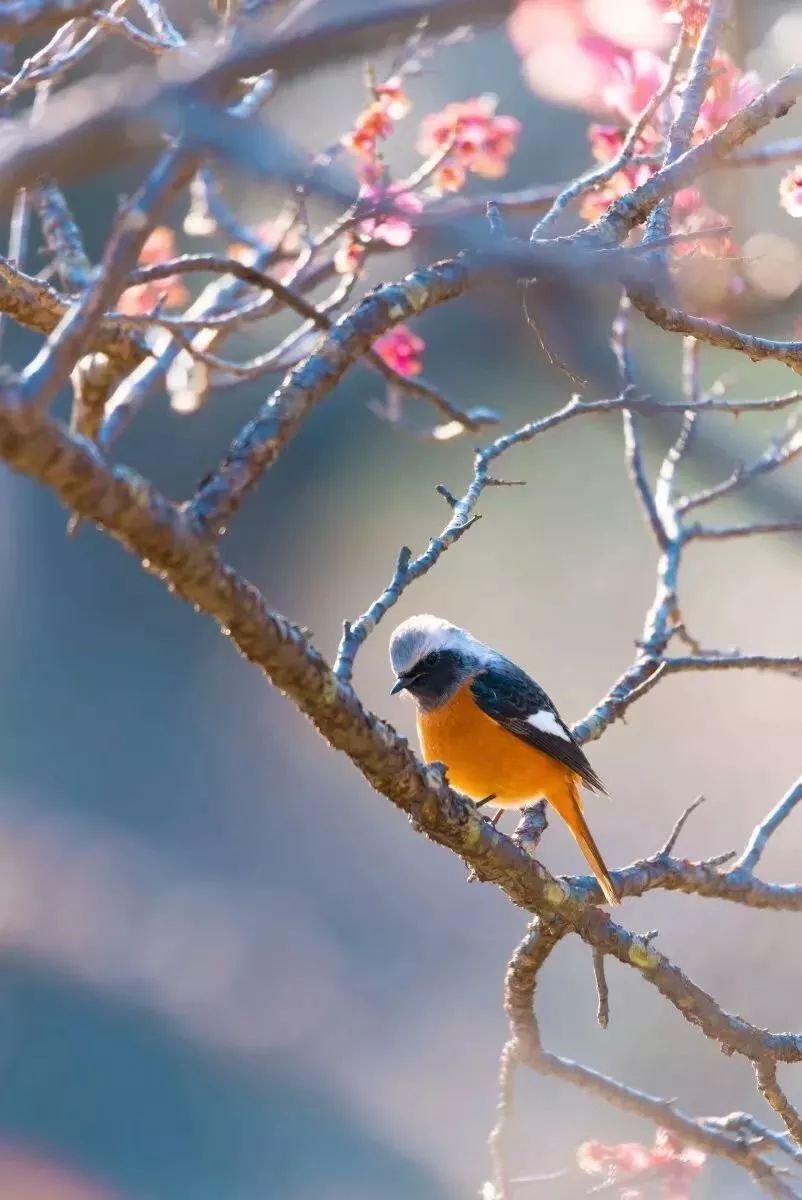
[417,682,573,807]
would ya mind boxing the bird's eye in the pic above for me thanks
[424,650,439,667]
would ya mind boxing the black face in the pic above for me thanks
[394,648,467,708]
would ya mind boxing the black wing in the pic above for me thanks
[470,660,606,794]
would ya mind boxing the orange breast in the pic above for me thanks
[416,682,572,807]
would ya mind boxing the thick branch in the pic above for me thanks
[0,256,147,374]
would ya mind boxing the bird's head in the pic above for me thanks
[389,614,486,710]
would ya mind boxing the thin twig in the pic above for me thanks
[735,778,802,874]
[659,796,707,857]
[592,948,610,1030]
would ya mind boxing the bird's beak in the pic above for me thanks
[390,676,408,695]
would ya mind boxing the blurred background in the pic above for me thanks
[1,1,801,1197]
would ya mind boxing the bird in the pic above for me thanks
[389,614,618,905]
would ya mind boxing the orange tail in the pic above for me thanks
[549,776,619,906]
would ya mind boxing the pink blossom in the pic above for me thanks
[661,0,710,38]
[342,77,413,164]
[418,97,520,189]
[696,52,761,135]
[374,77,412,120]
[433,160,468,194]
[588,122,626,163]
[334,234,365,275]
[578,160,652,221]
[508,0,668,110]
[603,49,670,123]
[673,186,704,215]
[576,1140,608,1174]
[577,1128,706,1197]
[672,201,734,257]
[779,166,802,217]
[359,187,423,247]
[117,225,187,316]
[343,102,394,159]
[374,326,424,377]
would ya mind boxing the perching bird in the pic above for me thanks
[389,614,618,905]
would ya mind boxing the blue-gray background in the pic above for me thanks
[0,2,801,1197]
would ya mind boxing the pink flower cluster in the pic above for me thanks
[338,80,520,268]
[117,227,187,317]
[417,96,521,193]
[342,77,411,162]
[583,48,760,219]
[578,1128,706,1199]
[373,326,425,377]
[576,48,756,319]
[508,0,670,111]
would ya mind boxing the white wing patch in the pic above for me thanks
[526,709,571,741]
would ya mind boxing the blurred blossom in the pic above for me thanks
[589,0,671,48]
[0,1145,112,1199]
[343,102,394,159]
[672,202,733,257]
[695,52,761,136]
[661,0,710,36]
[742,232,802,300]
[431,159,467,194]
[342,77,412,168]
[508,0,668,109]
[166,354,209,415]
[578,1128,706,1197]
[603,49,670,123]
[334,232,365,275]
[374,326,425,376]
[779,165,802,217]
[116,226,187,317]
[674,241,743,315]
[358,185,423,247]
[374,77,412,121]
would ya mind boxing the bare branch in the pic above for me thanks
[643,0,730,252]
[679,420,802,512]
[757,1060,802,1150]
[0,0,98,39]
[505,922,799,1199]
[131,252,496,434]
[655,338,699,523]
[592,948,610,1030]
[687,521,802,540]
[736,777,802,875]
[663,654,802,677]
[630,291,802,374]
[703,1111,802,1164]
[658,796,707,857]
[35,181,93,293]
[0,257,146,373]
